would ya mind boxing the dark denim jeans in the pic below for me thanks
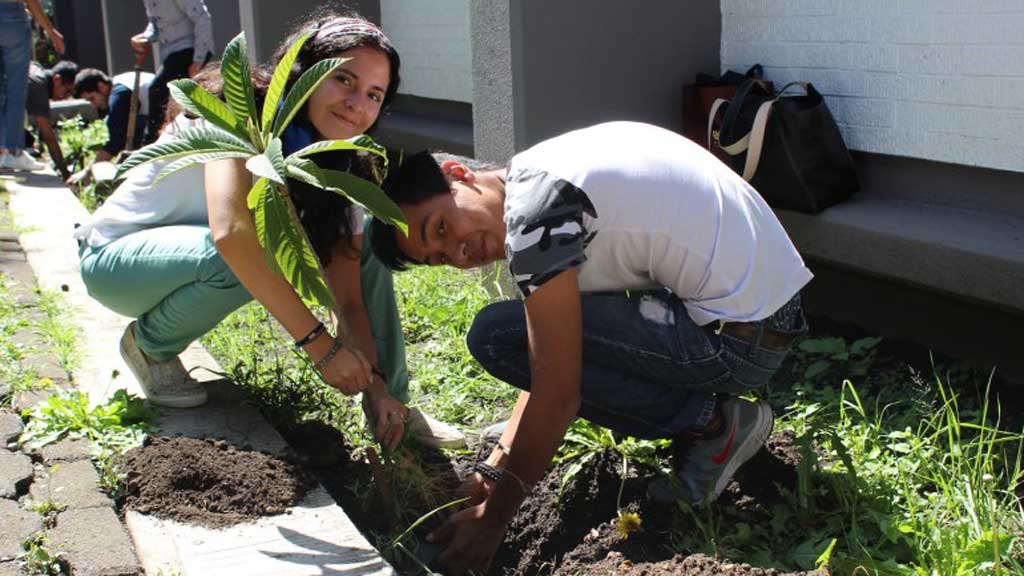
[467,290,806,440]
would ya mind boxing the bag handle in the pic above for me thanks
[719,78,772,148]
[740,82,816,181]
[707,97,730,150]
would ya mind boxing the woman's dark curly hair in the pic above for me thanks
[167,9,401,266]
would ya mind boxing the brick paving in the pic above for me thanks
[0,189,141,575]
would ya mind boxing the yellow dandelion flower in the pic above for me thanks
[615,511,642,539]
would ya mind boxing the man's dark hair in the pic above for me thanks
[368,150,450,271]
[73,68,110,97]
[51,60,79,85]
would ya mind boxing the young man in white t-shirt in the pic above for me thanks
[369,121,812,575]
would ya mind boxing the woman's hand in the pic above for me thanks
[311,338,372,395]
[362,391,408,452]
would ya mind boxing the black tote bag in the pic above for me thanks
[710,80,859,214]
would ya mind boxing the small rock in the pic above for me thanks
[0,499,43,561]
[29,461,111,511]
[0,560,22,576]
[0,451,33,499]
[39,438,92,464]
[0,413,24,446]
[12,389,51,414]
[60,284,69,292]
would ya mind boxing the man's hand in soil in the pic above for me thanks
[429,498,508,575]
[455,472,495,507]
[362,389,407,452]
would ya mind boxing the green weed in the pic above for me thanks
[35,289,81,374]
[20,389,156,498]
[57,117,107,175]
[18,534,65,575]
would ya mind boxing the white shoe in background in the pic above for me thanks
[4,151,45,172]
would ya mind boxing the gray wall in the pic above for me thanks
[511,0,720,151]
[101,0,156,75]
[55,0,107,72]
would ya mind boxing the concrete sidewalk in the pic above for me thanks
[6,169,393,576]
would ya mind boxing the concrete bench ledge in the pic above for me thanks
[778,194,1024,314]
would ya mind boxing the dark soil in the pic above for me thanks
[119,436,317,528]
[555,551,817,575]
[484,432,815,576]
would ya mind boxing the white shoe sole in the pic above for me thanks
[712,402,774,499]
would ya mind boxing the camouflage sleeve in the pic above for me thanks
[504,169,597,297]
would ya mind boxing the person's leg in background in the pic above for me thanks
[143,48,193,145]
[0,4,33,167]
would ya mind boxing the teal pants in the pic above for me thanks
[79,218,410,402]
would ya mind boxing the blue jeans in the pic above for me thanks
[467,290,806,440]
[79,218,411,402]
[0,4,32,153]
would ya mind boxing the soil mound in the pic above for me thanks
[120,436,317,528]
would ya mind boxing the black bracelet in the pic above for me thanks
[473,461,503,483]
[294,322,325,348]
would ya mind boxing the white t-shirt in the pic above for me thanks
[111,71,155,116]
[503,121,813,326]
[75,116,365,248]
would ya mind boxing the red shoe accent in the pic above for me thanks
[711,423,737,465]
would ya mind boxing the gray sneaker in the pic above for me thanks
[647,398,773,505]
[119,322,207,408]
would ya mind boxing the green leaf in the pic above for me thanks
[115,125,256,178]
[221,33,258,133]
[285,159,322,188]
[247,175,269,210]
[272,57,348,137]
[803,359,831,381]
[167,79,245,140]
[287,138,386,160]
[850,336,882,356]
[798,337,846,357]
[153,150,252,184]
[316,168,407,234]
[261,185,335,309]
[261,30,313,141]
[815,538,837,569]
[245,137,286,184]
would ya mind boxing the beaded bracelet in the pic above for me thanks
[294,322,326,348]
[312,337,344,371]
[473,461,503,483]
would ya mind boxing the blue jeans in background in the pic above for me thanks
[0,3,32,153]
[467,290,806,440]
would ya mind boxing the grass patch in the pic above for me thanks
[201,264,1024,574]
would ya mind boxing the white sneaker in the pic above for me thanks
[119,322,207,408]
[4,151,45,172]
[407,407,466,449]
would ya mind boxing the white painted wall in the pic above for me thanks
[721,0,1024,173]
[380,0,472,103]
